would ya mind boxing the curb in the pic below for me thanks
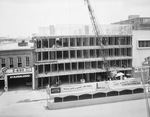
[0,90,4,97]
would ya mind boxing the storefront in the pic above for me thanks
[4,67,35,91]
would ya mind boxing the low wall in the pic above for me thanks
[47,93,150,110]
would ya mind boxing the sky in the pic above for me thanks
[0,0,150,38]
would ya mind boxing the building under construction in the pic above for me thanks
[33,27,133,88]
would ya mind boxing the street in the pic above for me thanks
[0,89,149,117]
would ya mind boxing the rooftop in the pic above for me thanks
[37,24,132,36]
[0,41,34,51]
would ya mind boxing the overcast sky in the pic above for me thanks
[0,0,150,38]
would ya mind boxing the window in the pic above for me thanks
[63,51,69,59]
[37,52,41,61]
[57,51,62,59]
[70,38,76,47]
[83,38,88,46]
[108,37,113,45]
[37,39,41,48]
[77,50,82,58]
[126,37,131,45]
[26,57,30,67]
[72,62,77,70]
[85,62,91,69]
[1,58,6,67]
[83,50,89,58]
[70,50,76,58]
[90,37,95,46]
[90,49,95,58]
[50,51,56,60]
[42,39,48,48]
[138,40,150,48]
[58,63,64,71]
[9,57,14,68]
[77,38,82,46]
[18,57,22,67]
[49,38,55,48]
[63,38,69,47]
[52,64,58,72]
[65,63,70,71]
[43,52,48,60]
[78,62,84,70]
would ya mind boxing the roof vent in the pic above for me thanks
[18,40,28,46]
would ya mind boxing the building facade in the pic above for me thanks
[33,34,133,89]
[0,41,34,91]
[132,30,150,67]
[112,15,150,83]
[112,15,150,68]
[113,15,150,30]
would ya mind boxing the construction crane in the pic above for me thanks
[84,0,110,80]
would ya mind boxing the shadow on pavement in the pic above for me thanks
[0,90,4,96]
[17,98,47,103]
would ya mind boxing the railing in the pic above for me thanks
[53,88,144,103]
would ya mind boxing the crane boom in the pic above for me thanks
[85,0,110,78]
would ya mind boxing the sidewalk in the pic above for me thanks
[0,90,4,97]
[0,89,149,117]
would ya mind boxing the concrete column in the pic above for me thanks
[43,64,45,74]
[32,67,35,90]
[48,38,49,48]
[34,78,38,89]
[40,78,43,87]
[48,77,50,86]
[41,52,43,61]
[34,66,38,89]
[4,74,8,92]
[68,75,70,84]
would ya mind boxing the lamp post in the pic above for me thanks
[1,67,8,92]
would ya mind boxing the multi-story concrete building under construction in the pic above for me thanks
[33,25,133,89]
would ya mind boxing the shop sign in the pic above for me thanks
[97,82,109,91]
[13,67,32,73]
[108,78,142,89]
[51,87,61,94]
[61,83,96,93]
[8,74,32,79]
[6,67,32,73]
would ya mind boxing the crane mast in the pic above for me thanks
[85,0,110,79]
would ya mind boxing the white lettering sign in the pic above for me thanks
[61,83,96,93]
[97,82,110,91]
[9,74,31,79]
[6,67,32,73]
[108,78,142,89]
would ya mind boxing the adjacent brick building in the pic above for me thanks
[0,40,35,91]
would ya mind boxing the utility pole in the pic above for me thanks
[141,66,150,117]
